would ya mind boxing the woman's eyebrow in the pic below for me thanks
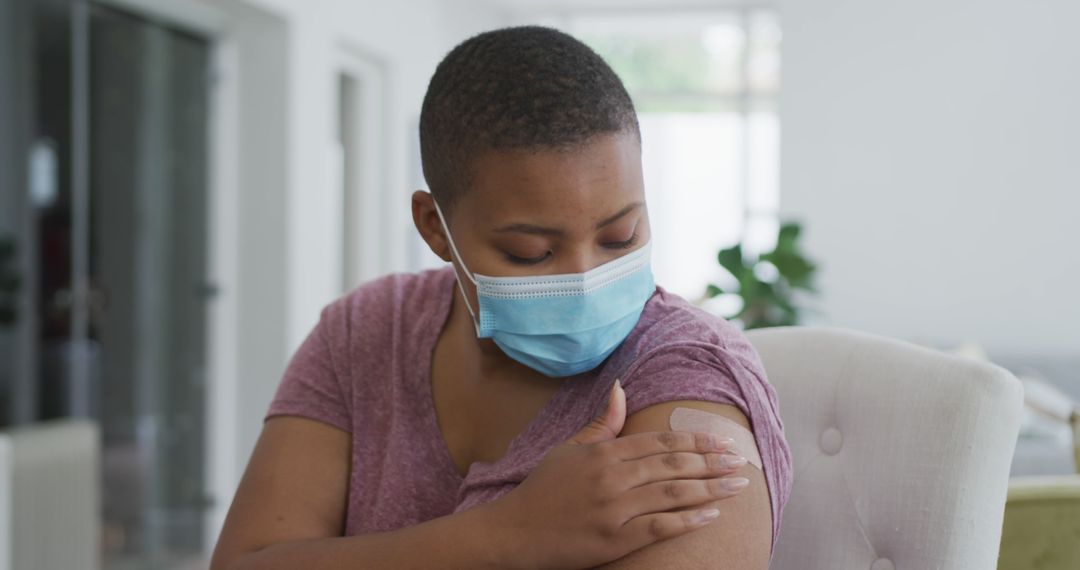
[493,223,564,236]
[595,201,643,230]
[492,201,643,236]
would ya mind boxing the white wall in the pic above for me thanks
[777,0,1080,356]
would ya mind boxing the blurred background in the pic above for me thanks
[0,0,1076,568]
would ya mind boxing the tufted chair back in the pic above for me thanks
[745,326,1024,570]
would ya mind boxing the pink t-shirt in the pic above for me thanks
[265,266,793,554]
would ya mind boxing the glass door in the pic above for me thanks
[87,5,211,565]
[7,0,214,566]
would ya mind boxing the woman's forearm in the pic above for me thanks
[220,501,520,570]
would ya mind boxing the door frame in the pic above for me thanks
[335,44,388,292]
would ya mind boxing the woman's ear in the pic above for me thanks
[411,190,452,261]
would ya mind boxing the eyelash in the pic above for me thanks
[505,252,551,265]
[605,232,640,250]
[503,233,640,266]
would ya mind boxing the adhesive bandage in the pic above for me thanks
[669,407,763,470]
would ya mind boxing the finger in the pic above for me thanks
[619,507,722,551]
[604,430,735,461]
[620,475,750,518]
[567,379,626,446]
[608,451,747,491]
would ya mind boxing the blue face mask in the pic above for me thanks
[433,200,656,377]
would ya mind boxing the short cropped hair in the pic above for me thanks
[419,25,641,215]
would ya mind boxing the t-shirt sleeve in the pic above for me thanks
[264,304,352,433]
[617,338,793,551]
[620,340,749,418]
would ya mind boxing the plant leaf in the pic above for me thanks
[774,221,801,255]
[716,244,745,277]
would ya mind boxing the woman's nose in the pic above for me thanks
[559,249,599,275]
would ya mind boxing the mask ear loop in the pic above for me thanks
[432,199,482,335]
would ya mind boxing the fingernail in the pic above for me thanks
[694,508,721,524]
[714,436,735,450]
[614,378,622,392]
[720,477,750,492]
[719,455,747,469]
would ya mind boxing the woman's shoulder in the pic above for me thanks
[609,284,773,418]
[620,284,756,362]
[613,286,793,552]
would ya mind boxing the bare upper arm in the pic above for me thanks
[210,416,352,570]
[595,400,772,569]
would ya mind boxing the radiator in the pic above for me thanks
[0,420,100,570]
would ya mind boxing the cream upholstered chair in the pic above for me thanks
[745,326,1024,570]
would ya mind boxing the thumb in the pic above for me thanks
[568,379,626,446]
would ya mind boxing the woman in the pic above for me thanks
[211,25,792,569]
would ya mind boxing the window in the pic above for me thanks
[568,9,781,301]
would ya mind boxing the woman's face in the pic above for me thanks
[414,130,650,305]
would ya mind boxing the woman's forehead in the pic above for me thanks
[461,133,644,225]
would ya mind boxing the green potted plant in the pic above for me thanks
[702,220,821,330]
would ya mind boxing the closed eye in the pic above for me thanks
[504,251,552,265]
[603,232,639,250]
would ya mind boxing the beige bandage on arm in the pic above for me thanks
[669,406,763,470]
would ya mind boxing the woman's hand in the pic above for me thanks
[484,380,750,570]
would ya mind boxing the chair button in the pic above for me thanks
[871,558,894,570]
[820,427,843,455]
